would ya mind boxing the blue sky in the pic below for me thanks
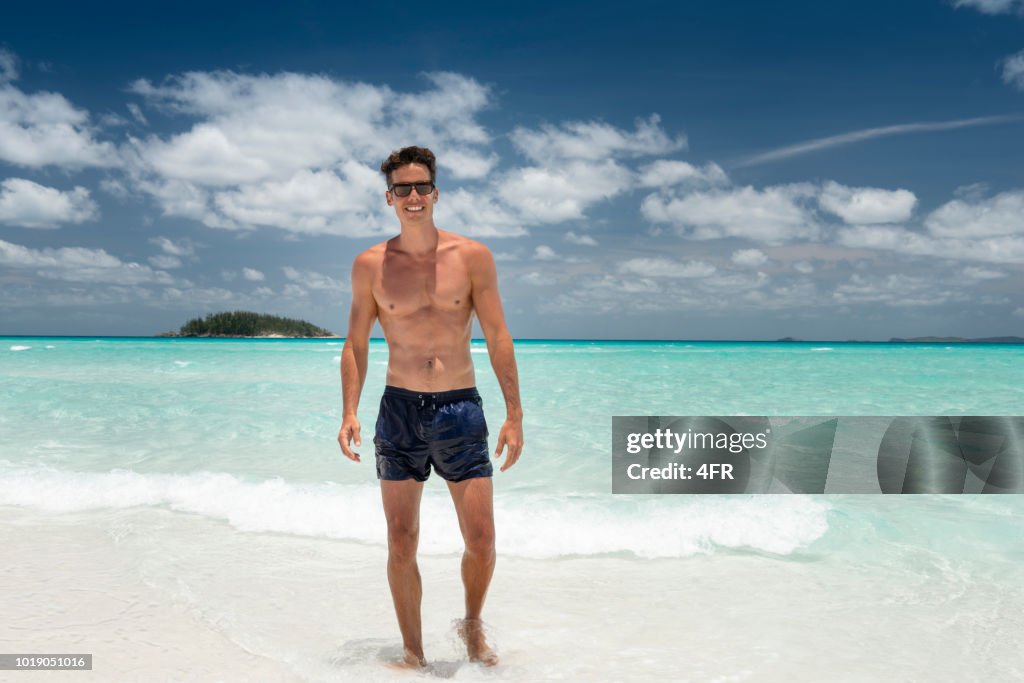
[2,0,1023,339]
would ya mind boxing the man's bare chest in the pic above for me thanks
[374,258,473,319]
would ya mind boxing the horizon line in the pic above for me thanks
[2,334,1022,344]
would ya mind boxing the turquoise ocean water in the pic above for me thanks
[2,337,1023,680]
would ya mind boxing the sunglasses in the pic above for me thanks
[388,182,435,198]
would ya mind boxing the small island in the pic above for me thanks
[158,311,338,338]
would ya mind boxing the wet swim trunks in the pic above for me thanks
[374,385,492,482]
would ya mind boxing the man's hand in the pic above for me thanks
[338,414,362,462]
[494,417,524,472]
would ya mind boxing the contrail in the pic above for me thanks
[736,114,1023,167]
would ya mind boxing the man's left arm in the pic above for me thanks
[469,243,524,472]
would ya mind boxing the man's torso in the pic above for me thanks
[365,230,478,392]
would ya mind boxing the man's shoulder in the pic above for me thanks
[439,232,497,286]
[350,242,390,285]
[439,230,493,262]
[352,240,391,267]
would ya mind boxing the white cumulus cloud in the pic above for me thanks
[962,266,1006,280]
[641,184,820,243]
[149,236,195,257]
[818,181,917,224]
[0,178,98,228]
[731,249,768,267]
[534,245,558,261]
[565,231,598,246]
[520,271,558,286]
[510,114,685,163]
[0,238,174,285]
[0,74,119,168]
[148,255,182,269]
[283,266,348,292]
[499,159,633,223]
[619,257,716,278]
[125,69,506,236]
[637,160,728,188]
[837,224,1024,264]
[924,191,1024,238]
[213,164,389,237]
[833,273,967,307]
[793,261,815,274]
[433,187,528,238]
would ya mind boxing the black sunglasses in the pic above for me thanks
[388,182,435,198]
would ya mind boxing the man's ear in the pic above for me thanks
[386,191,393,206]
[433,188,439,203]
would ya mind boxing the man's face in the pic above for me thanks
[386,163,438,223]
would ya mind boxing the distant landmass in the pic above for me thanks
[159,311,337,338]
[775,336,1024,343]
[888,336,1024,343]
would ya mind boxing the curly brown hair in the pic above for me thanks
[379,146,437,186]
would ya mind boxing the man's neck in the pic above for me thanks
[397,222,440,256]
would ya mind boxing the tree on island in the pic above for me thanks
[166,311,336,337]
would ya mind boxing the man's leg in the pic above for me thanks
[447,476,498,665]
[381,479,426,668]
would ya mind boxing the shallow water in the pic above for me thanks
[1,337,1022,680]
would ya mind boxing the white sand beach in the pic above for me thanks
[3,504,1022,682]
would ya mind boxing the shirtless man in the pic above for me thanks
[337,146,524,669]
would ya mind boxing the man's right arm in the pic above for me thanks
[338,252,378,462]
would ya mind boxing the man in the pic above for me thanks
[337,146,524,669]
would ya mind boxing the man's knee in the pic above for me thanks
[386,520,419,561]
[463,524,495,557]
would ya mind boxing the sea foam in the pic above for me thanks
[0,464,829,558]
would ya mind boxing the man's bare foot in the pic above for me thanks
[457,618,498,666]
[386,648,427,670]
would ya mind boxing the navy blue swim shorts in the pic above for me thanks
[374,386,492,482]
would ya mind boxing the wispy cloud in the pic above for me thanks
[736,115,1022,167]
[952,0,1024,16]
[510,114,685,163]
[1002,50,1024,90]
[0,49,18,82]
